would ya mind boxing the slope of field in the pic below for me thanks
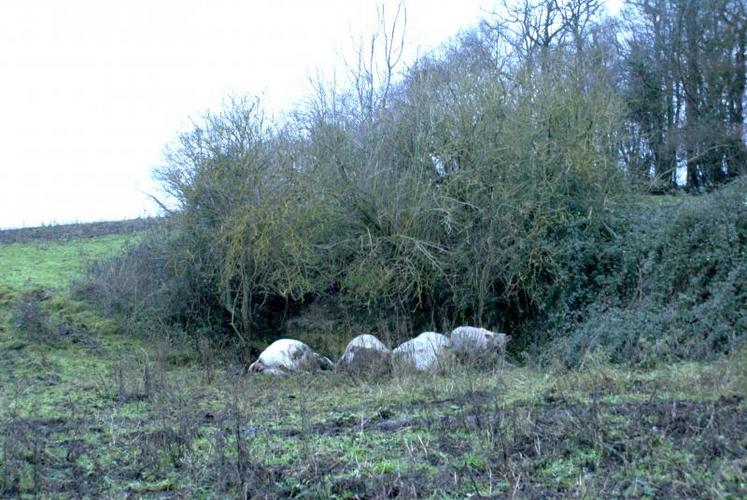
[0,234,139,290]
[0,221,745,497]
[0,218,157,290]
[0,218,161,244]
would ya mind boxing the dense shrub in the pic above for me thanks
[74,4,744,367]
[141,22,624,342]
[550,179,747,366]
[80,11,624,341]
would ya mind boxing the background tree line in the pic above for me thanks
[80,0,747,363]
[623,0,746,190]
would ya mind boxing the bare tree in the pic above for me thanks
[346,1,407,123]
[624,0,747,189]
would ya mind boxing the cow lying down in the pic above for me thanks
[392,331,452,373]
[249,339,334,375]
[450,326,511,361]
[337,334,391,377]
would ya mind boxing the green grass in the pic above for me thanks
[0,233,136,289]
[0,223,745,497]
[1,332,743,497]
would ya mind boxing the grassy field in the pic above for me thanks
[0,234,137,290]
[0,222,745,498]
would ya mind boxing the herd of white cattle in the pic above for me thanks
[248,326,511,376]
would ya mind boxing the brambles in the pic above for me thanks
[548,179,747,367]
[1,237,745,497]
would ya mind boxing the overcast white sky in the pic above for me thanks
[0,0,621,229]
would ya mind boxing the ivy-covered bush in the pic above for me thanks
[550,180,747,366]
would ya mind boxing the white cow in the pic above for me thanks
[337,334,391,376]
[392,331,451,373]
[249,339,333,375]
[450,326,511,361]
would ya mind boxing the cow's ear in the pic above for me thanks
[505,335,512,343]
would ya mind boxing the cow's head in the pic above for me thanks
[490,333,511,353]
[249,361,266,373]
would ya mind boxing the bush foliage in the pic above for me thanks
[552,180,747,366]
[79,3,746,364]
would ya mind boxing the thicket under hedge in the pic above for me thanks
[77,179,747,364]
[76,5,746,365]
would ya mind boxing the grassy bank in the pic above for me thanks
[0,234,138,290]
